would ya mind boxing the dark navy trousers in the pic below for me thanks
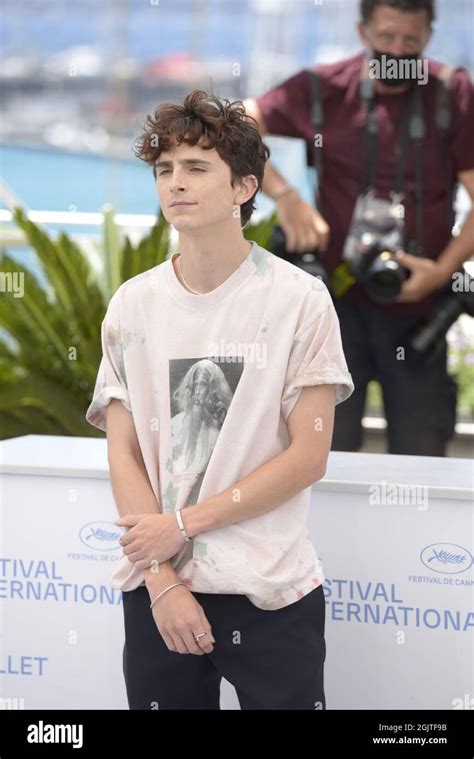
[332,295,458,456]
[122,584,326,710]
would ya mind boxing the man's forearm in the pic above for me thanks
[108,451,178,592]
[181,445,324,539]
[436,207,474,280]
[261,158,294,198]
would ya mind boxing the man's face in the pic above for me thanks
[358,5,432,57]
[154,139,254,232]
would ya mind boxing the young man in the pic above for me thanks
[85,90,354,710]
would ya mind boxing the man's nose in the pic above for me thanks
[387,37,409,56]
[168,170,187,190]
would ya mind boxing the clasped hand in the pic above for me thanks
[113,513,186,570]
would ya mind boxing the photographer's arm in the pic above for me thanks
[243,97,290,198]
[243,97,329,252]
[436,169,474,280]
[395,169,474,302]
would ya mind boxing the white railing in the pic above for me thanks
[1,206,472,444]
[0,208,157,229]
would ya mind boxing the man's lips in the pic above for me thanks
[170,202,197,207]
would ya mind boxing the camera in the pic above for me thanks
[269,224,331,290]
[403,267,474,364]
[343,192,411,304]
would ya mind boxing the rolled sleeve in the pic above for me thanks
[85,288,132,433]
[447,68,474,175]
[281,280,354,422]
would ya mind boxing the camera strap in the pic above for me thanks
[306,67,324,208]
[360,73,424,254]
[435,63,457,228]
[408,84,425,256]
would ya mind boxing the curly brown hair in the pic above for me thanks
[133,90,271,226]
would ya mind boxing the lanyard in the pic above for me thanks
[361,75,425,255]
[307,67,324,208]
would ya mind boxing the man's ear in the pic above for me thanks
[357,20,368,46]
[422,26,433,50]
[234,174,258,205]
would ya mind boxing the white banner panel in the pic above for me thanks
[0,437,472,710]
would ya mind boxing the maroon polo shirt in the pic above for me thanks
[255,50,474,316]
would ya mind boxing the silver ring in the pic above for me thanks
[193,632,207,641]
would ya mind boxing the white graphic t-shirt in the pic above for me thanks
[85,241,354,610]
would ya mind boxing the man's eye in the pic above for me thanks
[157,168,205,175]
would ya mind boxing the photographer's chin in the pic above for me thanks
[368,49,429,87]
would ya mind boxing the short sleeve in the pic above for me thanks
[446,68,474,175]
[254,68,311,142]
[281,285,355,422]
[85,288,132,433]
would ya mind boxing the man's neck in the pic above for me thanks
[373,80,411,96]
[173,227,252,294]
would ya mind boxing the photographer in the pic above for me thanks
[244,0,474,456]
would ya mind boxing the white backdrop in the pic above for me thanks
[0,436,472,710]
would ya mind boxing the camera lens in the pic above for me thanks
[365,254,407,303]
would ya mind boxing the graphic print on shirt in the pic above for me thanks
[169,356,244,510]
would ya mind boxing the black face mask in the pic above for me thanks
[371,48,421,87]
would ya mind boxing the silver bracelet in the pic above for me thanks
[149,582,185,609]
[176,508,191,542]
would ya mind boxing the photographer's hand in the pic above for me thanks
[393,250,451,302]
[276,191,330,253]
